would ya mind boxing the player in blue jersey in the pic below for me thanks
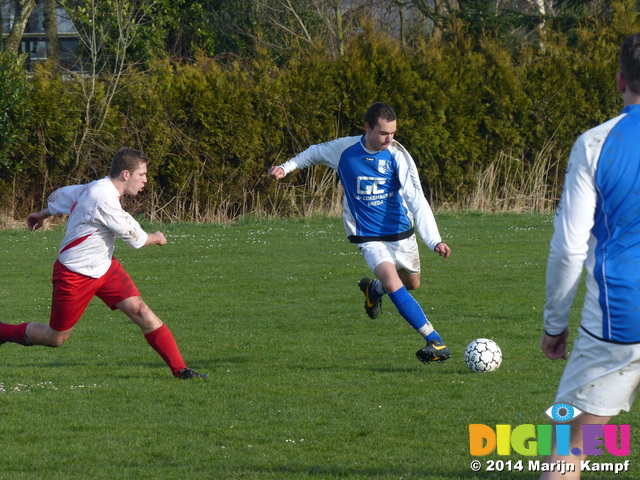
[268,102,452,364]
[540,34,640,479]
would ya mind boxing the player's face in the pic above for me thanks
[364,118,396,151]
[124,163,148,196]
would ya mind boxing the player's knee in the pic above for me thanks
[121,297,147,320]
[397,270,421,291]
[136,301,154,321]
[405,278,420,290]
[127,299,161,330]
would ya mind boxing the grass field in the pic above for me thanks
[0,213,637,479]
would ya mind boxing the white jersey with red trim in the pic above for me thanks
[47,177,148,278]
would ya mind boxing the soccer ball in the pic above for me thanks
[464,338,502,372]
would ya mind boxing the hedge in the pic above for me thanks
[1,6,639,220]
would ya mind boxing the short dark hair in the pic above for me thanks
[620,33,640,95]
[364,102,396,128]
[109,147,148,178]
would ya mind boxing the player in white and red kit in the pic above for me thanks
[269,103,452,363]
[0,147,207,379]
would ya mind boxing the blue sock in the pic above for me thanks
[426,330,443,343]
[388,287,426,330]
[387,286,441,339]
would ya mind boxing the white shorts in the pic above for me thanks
[358,235,421,274]
[554,328,640,416]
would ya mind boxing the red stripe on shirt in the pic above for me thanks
[59,232,95,254]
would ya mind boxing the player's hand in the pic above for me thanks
[26,210,50,231]
[268,166,285,180]
[146,231,167,246]
[540,328,569,360]
[434,242,451,259]
[154,232,167,246]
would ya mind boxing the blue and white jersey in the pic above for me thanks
[279,135,442,250]
[545,103,640,343]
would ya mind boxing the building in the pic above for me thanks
[1,0,79,69]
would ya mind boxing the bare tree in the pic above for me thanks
[238,0,411,56]
[408,0,552,38]
[43,0,58,63]
[5,0,36,54]
[393,0,406,46]
[255,0,315,46]
[410,0,459,25]
[324,0,345,56]
[248,0,347,55]
[60,0,155,174]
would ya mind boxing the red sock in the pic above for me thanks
[144,324,186,376]
[0,322,32,346]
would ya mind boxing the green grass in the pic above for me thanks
[0,214,637,479]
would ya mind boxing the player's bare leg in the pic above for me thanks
[398,269,420,290]
[0,321,71,347]
[374,261,404,294]
[116,296,208,379]
[540,413,612,480]
[117,296,163,334]
[360,266,422,319]
[24,323,73,347]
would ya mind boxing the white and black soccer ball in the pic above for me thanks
[464,338,502,372]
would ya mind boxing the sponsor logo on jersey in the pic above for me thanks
[357,176,386,195]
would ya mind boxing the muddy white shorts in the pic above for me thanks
[554,327,640,416]
[358,234,421,274]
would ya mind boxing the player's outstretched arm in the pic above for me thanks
[144,231,167,247]
[434,242,451,259]
[268,166,285,180]
[26,209,51,231]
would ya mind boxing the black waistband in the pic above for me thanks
[581,326,640,345]
[348,227,415,244]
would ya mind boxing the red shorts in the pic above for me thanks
[49,257,140,331]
